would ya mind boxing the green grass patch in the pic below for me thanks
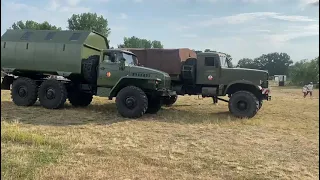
[1,122,64,180]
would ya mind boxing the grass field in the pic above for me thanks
[1,87,319,180]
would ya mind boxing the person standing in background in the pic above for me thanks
[304,82,313,98]
[302,84,307,97]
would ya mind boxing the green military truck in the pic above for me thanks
[1,30,175,118]
[122,48,271,118]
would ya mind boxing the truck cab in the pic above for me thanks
[193,52,270,101]
[177,51,271,118]
[96,49,172,95]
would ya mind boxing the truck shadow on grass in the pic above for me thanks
[1,101,239,126]
[157,108,237,124]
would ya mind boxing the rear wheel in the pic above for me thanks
[228,91,259,118]
[38,79,67,109]
[116,86,148,118]
[11,77,38,106]
[68,90,93,107]
[146,96,162,114]
[162,95,177,107]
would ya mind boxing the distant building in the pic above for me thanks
[274,75,286,86]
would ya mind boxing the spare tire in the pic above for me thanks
[82,55,100,84]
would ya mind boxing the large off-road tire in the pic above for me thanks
[82,55,100,84]
[38,79,67,109]
[162,95,177,107]
[146,96,162,114]
[11,77,38,106]
[68,90,93,107]
[228,91,259,118]
[116,86,148,118]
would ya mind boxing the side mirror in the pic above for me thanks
[119,57,125,70]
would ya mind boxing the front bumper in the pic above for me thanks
[156,88,177,97]
[260,87,271,101]
[262,94,271,101]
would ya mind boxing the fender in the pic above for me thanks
[224,80,260,95]
[109,76,161,97]
[1,68,15,74]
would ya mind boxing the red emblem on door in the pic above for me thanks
[208,75,213,80]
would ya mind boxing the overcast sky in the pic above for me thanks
[1,0,319,63]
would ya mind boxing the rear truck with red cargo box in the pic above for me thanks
[122,48,271,119]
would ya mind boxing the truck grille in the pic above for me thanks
[164,77,171,88]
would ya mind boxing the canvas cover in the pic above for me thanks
[123,48,197,75]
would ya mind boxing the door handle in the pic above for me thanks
[100,67,105,70]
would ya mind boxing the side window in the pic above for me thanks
[205,57,215,66]
[45,32,56,40]
[103,54,111,62]
[69,33,81,41]
[103,53,116,62]
[20,32,33,40]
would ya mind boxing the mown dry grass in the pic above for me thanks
[1,87,319,180]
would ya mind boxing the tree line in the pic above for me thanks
[237,53,319,85]
[9,12,163,49]
[8,12,318,86]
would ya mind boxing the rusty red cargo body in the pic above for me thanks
[122,48,197,76]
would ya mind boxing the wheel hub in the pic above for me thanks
[125,97,136,109]
[237,100,247,111]
[18,87,27,97]
[46,88,56,99]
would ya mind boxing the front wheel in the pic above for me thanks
[162,95,177,107]
[228,91,259,118]
[116,86,148,118]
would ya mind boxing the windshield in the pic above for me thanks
[122,53,136,66]
[220,55,229,68]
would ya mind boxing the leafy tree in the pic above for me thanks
[237,52,293,75]
[67,12,111,39]
[118,36,164,48]
[289,57,319,85]
[253,52,293,76]
[151,40,164,48]
[11,20,61,30]
[237,58,259,69]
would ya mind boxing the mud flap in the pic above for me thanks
[1,76,14,90]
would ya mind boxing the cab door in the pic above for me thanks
[196,55,220,85]
[97,52,129,88]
